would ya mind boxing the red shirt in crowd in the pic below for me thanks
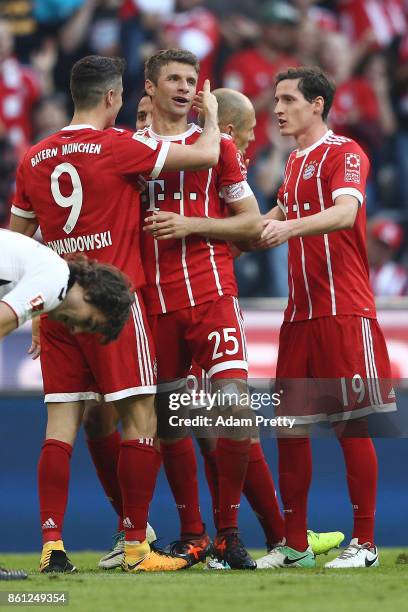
[338,0,406,48]
[0,57,40,154]
[163,7,220,90]
[223,48,298,159]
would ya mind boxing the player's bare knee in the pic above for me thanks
[197,437,216,453]
[211,377,255,440]
[277,423,310,438]
[157,393,190,440]
[114,394,156,439]
[46,401,85,445]
[83,400,119,440]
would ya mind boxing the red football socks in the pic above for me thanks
[243,442,285,546]
[38,439,72,544]
[278,437,312,551]
[339,436,377,544]
[200,448,219,529]
[160,437,203,535]
[118,439,161,542]
[86,430,123,520]
[216,437,251,532]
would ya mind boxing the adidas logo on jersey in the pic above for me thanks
[42,517,57,529]
[123,517,135,529]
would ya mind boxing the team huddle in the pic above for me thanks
[0,48,395,575]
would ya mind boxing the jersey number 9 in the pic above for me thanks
[50,163,83,234]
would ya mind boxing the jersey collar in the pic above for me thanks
[61,124,99,131]
[296,129,332,157]
[147,123,199,142]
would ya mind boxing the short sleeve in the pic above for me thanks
[11,158,36,219]
[277,182,285,212]
[327,140,370,206]
[218,138,253,203]
[110,129,170,179]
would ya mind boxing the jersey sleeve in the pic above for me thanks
[110,129,170,180]
[11,157,37,219]
[326,140,370,206]
[1,249,69,327]
[218,138,253,203]
[277,182,285,212]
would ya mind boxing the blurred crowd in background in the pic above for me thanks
[0,0,407,298]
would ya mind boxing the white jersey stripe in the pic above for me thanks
[204,169,223,296]
[283,155,297,322]
[317,147,336,315]
[294,155,312,319]
[132,302,150,386]
[207,360,248,379]
[131,303,146,387]
[237,302,248,361]
[233,296,247,361]
[154,239,166,313]
[134,293,154,385]
[179,167,195,307]
[361,317,375,406]
[363,318,380,405]
[289,261,296,322]
[365,318,383,405]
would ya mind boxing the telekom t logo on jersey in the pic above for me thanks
[142,180,199,212]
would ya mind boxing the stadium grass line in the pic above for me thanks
[1,549,407,612]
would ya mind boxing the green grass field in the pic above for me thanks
[1,549,407,612]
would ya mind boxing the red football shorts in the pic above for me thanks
[40,290,156,403]
[148,295,248,389]
[275,315,396,423]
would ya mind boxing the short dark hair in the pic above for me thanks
[275,66,336,122]
[67,256,133,344]
[70,55,126,110]
[145,49,199,84]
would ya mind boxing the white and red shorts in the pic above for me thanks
[148,295,248,389]
[276,315,396,423]
[40,290,156,403]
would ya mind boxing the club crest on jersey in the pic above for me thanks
[29,295,45,313]
[303,161,317,180]
[344,153,361,183]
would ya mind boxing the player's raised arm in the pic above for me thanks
[162,80,220,171]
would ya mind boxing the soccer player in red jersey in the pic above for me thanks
[140,49,262,570]
[85,87,342,569]
[9,54,221,573]
[253,66,395,569]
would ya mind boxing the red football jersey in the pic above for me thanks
[163,7,220,89]
[338,0,406,48]
[139,124,250,314]
[277,130,376,322]
[0,57,40,153]
[12,124,170,288]
[222,48,298,159]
